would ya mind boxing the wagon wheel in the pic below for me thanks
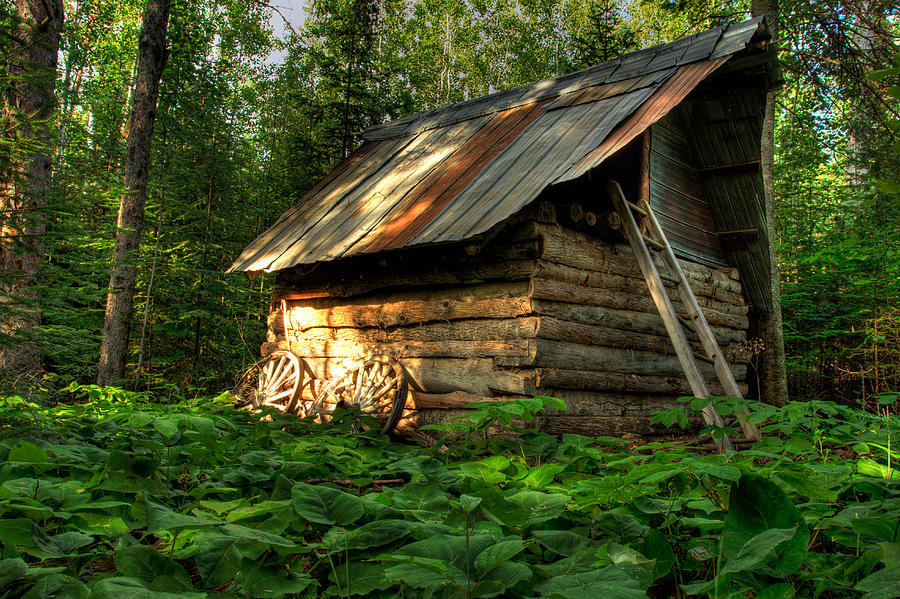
[234,350,305,413]
[308,357,409,434]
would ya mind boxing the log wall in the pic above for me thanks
[266,216,751,438]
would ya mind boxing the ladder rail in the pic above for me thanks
[640,198,760,441]
[608,181,733,452]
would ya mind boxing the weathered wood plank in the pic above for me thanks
[261,339,534,360]
[536,368,747,396]
[529,277,749,330]
[531,300,746,345]
[496,338,746,379]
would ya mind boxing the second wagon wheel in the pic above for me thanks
[309,357,409,434]
[238,350,305,412]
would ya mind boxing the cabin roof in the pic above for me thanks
[229,17,771,275]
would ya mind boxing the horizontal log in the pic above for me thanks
[496,339,747,379]
[529,277,749,330]
[281,281,532,330]
[538,416,673,437]
[262,339,533,360]
[537,389,682,417]
[536,369,748,396]
[533,259,744,307]
[286,317,540,344]
[278,315,746,366]
[407,390,525,409]
[531,300,745,345]
[536,316,748,363]
[274,259,536,300]
[517,222,743,294]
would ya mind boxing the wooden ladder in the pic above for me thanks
[607,180,760,452]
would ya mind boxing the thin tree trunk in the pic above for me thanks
[97,0,171,386]
[0,0,64,376]
[751,0,788,406]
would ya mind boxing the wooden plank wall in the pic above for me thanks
[649,113,727,268]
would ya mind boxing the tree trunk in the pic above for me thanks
[0,0,64,375]
[97,0,171,386]
[751,0,788,406]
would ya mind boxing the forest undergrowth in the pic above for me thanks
[0,386,897,598]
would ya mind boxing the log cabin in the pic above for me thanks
[228,18,781,437]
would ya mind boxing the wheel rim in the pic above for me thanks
[309,358,408,434]
[235,351,303,412]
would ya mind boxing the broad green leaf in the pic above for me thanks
[220,523,294,547]
[534,550,597,577]
[225,500,291,523]
[506,490,570,524]
[535,565,647,598]
[722,473,809,576]
[852,517,900,543]
[855,564,900,599]
[720,527,799,574]
[474,539,525,577]
[142,492,220,533]
[391,533,495,573]
[756,583,795,599]
[152,417,181,443]
[70,512,130,537]
[459,461,506,483]
[882,542,900,567]
[114,546,194,592]
[90,576,204,599]
[31,525,92,557]
[607,541,656,589]
[532,530,596,557]
[522,463,566,489]
[291,482,364,526]
[0,518,35,547]
[641,529,676,580]
[857,458,897,479]
[21,574,90,599]
[692,462,741,481]
[193,532,263,588]
[234,558,313,598]
[390,483,449,514]
[475,560,531,595]
[0,558,28,586]
[328,561,390,596]
[776,469,839,502]
[383,556,459,590]
[323,519,412,552]
[459,494,483,514]
[8,441,49,465]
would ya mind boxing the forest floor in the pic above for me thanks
[0,386,897,598]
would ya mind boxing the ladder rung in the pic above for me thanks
[693,352,715,364]
[626,200,648,216]
[678,315,695,332]
[643,235,665,250]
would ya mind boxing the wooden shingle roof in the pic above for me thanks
[229,17,769,274]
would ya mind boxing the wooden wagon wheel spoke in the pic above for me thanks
[268,356,292,389]
[233,350,303,413]
[309,357,409,434]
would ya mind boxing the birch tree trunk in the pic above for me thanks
[97,0,171,386]
[0,0,64,376]
[751,0,788,406]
